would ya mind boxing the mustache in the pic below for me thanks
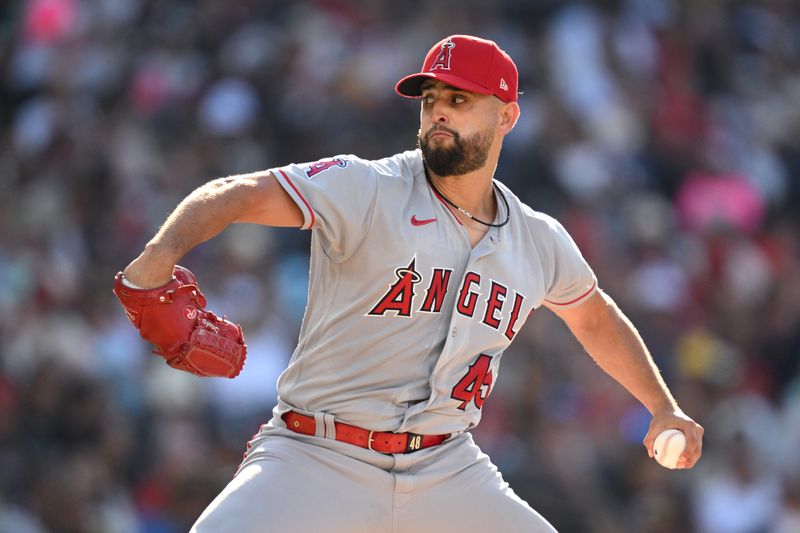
[425,126,459,141]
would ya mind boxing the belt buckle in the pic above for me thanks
[367,430,375,451]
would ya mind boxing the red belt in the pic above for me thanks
[282,412,449,454]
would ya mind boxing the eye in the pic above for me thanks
[422,94,435,105]
[452,94,466,104]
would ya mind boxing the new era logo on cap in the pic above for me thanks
[395,34,519,103]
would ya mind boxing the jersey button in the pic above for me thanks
[451,328,457,338]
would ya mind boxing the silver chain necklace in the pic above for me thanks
[424,165,510,228]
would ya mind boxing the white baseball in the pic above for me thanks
[653,429,686,469]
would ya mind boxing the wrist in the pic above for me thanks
[123,245,179,289]
[142,240,182,263]
[647,397,680,417]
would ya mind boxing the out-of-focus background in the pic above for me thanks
[2,0,800,531]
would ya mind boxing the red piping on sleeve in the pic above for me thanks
[545,279,597,306]
[279,169,316,229]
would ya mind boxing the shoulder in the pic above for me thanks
[367,149,424,181]
[316,150,421,181]
[289,150,419,182]
[495,180,564,236]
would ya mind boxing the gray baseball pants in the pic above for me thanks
[191,421,557,532]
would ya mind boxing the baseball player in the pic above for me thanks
[115,35,704,532]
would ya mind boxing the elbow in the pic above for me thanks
[202,176,244,194]
[570,291,621,336]
[199,176,261,210]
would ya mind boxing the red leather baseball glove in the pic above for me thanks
[112,265,246,378]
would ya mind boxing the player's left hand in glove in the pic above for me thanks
[112,265,246,378]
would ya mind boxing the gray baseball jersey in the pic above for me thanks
[191,149,593,532]
[269,149,596,436]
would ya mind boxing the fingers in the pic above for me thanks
[677,421,704,469]
[643,414,705,469]
[642,432,656,459]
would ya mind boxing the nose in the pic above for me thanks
[430,99,449,124]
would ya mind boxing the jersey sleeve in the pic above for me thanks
[270,155,379,262]
[541,216,597,308]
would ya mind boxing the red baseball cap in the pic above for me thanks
[395,35,518,103]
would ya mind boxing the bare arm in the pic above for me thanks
[545,289,704,468]
[123,171,303,288]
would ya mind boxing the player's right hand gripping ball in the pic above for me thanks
[112,266,246,378]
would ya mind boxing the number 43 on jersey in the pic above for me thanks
[451,354,494,410]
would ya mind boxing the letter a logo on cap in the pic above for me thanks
[429,40,455,71]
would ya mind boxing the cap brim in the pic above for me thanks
[395,72,493,99]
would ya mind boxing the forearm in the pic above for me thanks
[125,177,259,286]
[567,292,677,415]
[152,178,248,255]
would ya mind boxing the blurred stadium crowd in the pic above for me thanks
[2,0,800,531]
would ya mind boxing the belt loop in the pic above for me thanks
[313,412,327,438]
[322,413,336,440]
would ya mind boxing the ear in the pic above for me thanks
[498,102,520,135]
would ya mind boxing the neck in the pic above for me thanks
[426,164,498,222]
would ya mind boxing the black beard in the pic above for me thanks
[417,126,494,177]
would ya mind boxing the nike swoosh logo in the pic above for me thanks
[411,215,437,226]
